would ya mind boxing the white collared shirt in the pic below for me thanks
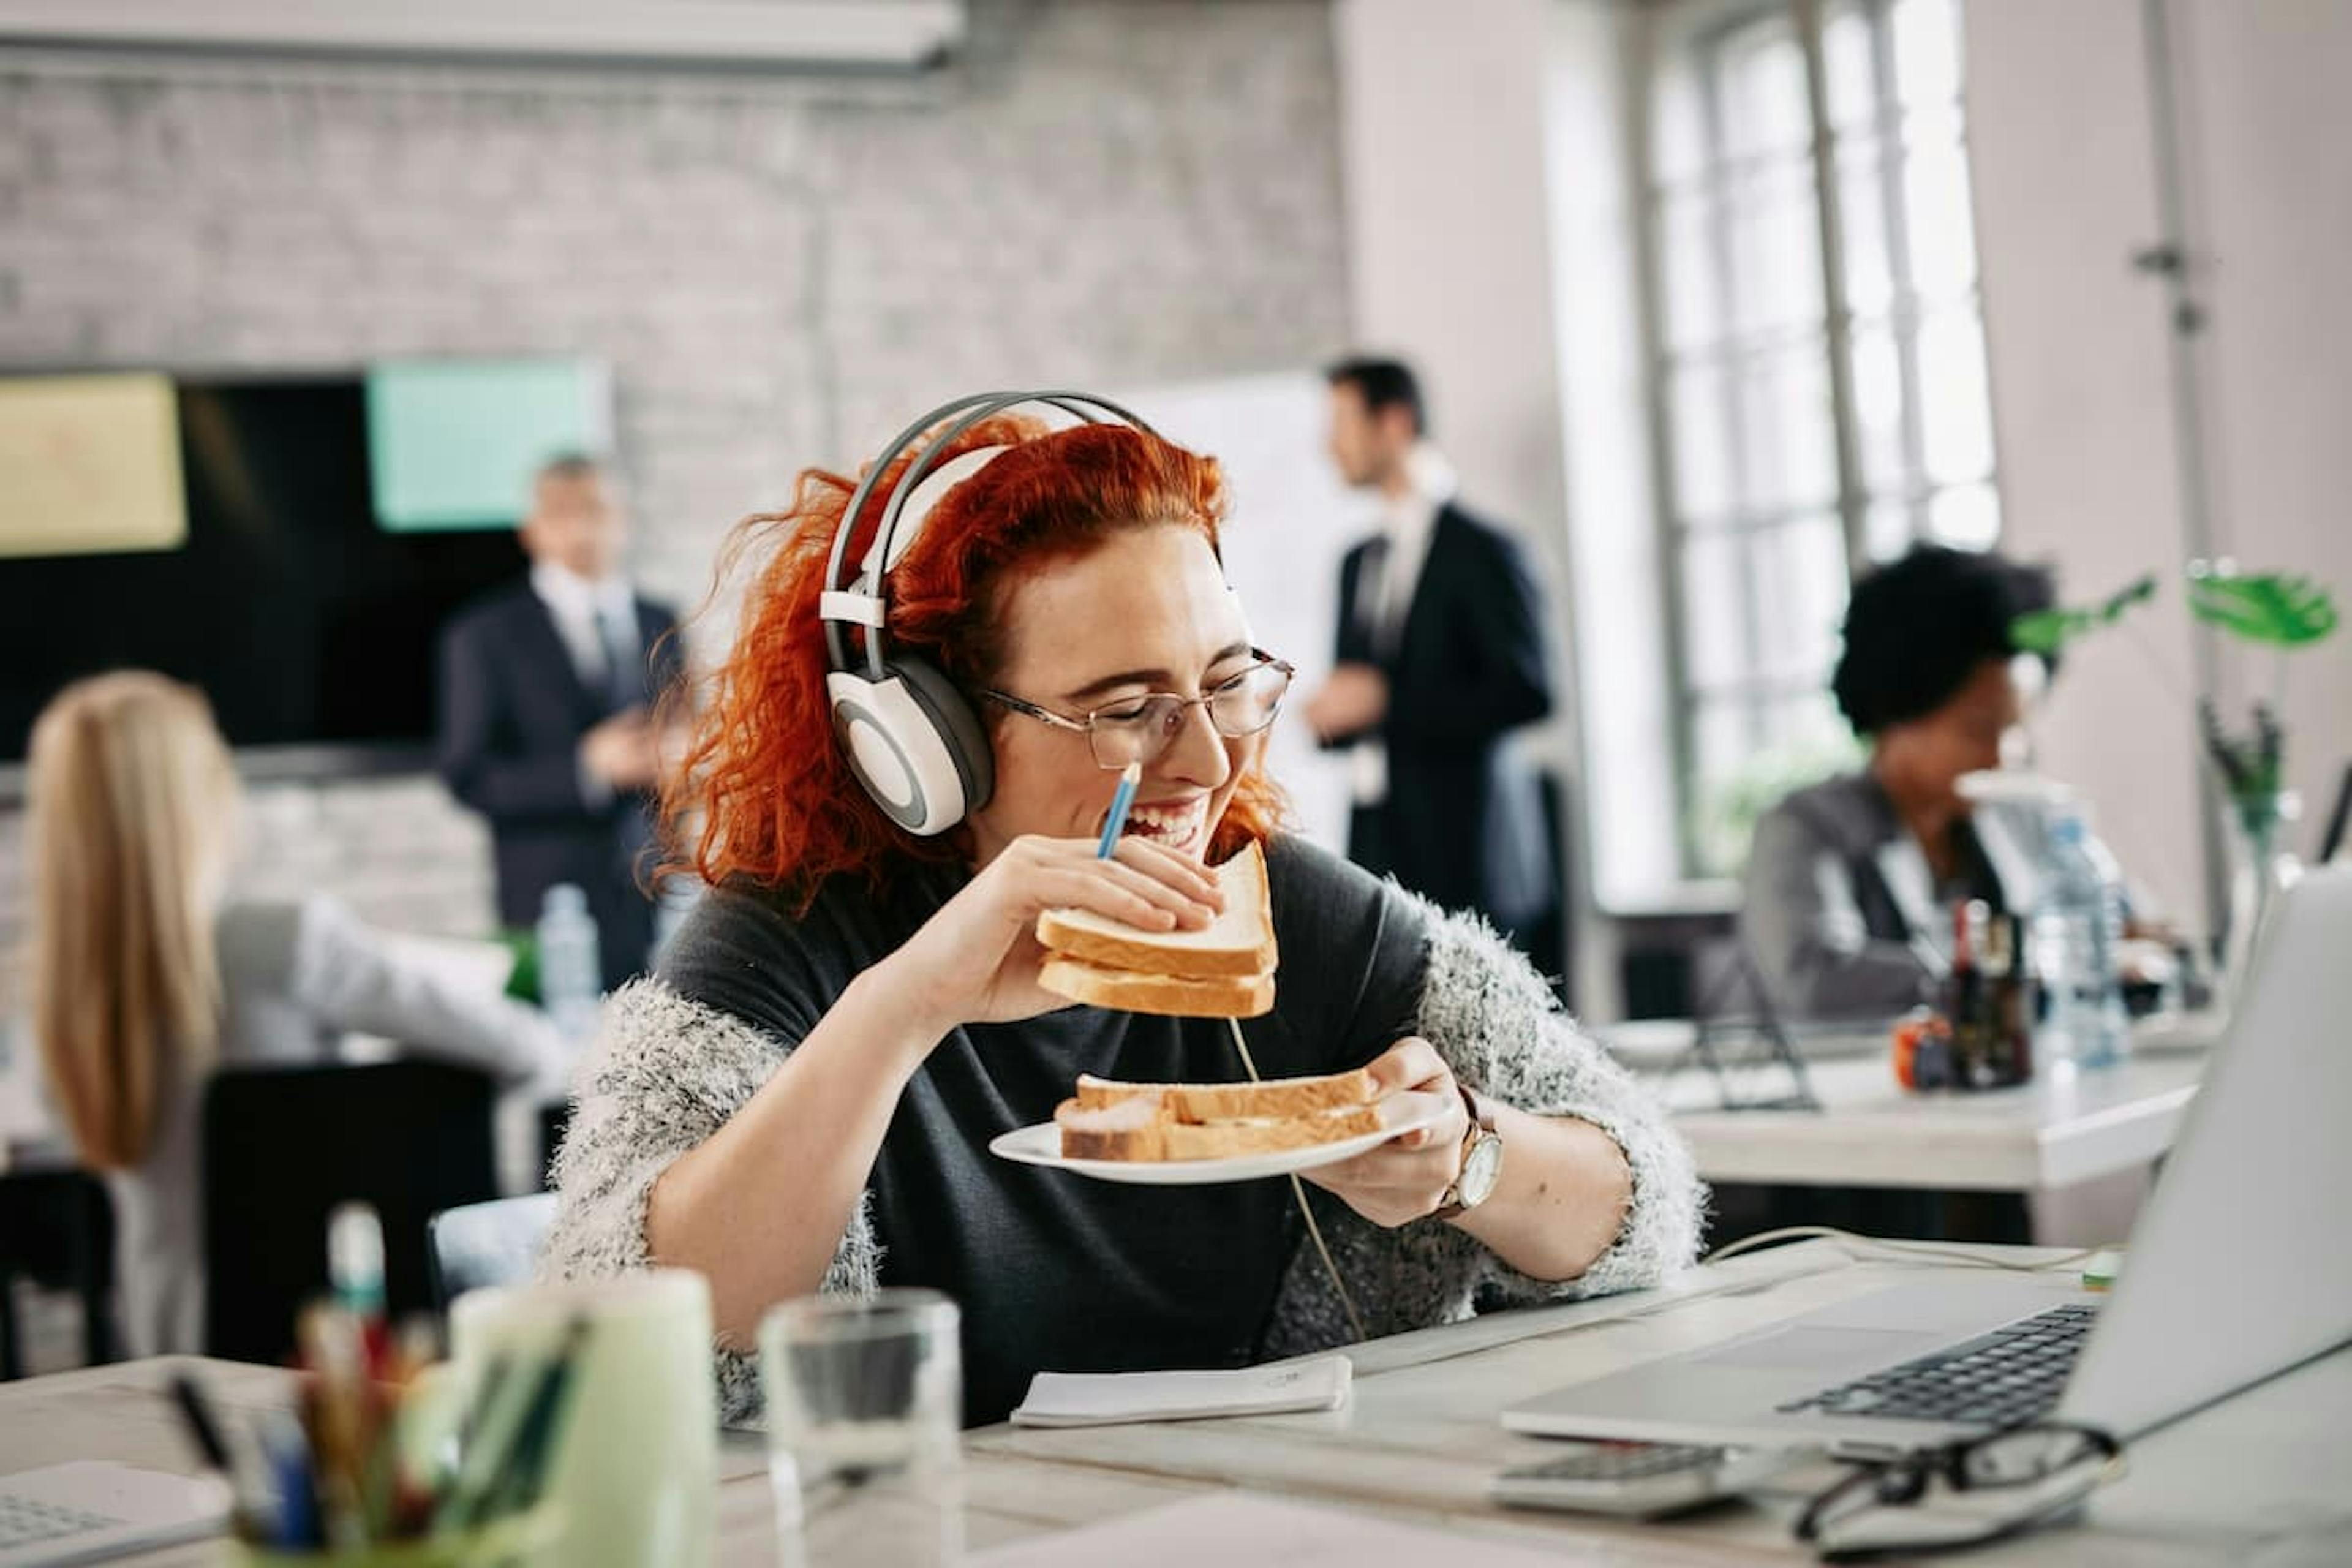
[1352,445,1458,805]
[530,561,641,695]
[532,562,643,810]
[1363,443,1455,657]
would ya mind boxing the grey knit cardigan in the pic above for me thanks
[541,894,1706,1425]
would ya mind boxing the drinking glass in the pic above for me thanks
[760,1290,962,1568]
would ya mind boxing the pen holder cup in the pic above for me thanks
[225,1506,562,1568]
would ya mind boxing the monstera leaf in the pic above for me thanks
[2185,566,2340,647]
[2008,573,2157,657]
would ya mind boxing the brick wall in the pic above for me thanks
[0,1,1351,992]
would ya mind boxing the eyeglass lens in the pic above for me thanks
[1088,664,1291,768]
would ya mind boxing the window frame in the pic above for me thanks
[1639,0,1999,881]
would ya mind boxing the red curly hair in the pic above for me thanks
[663,412,1288,911]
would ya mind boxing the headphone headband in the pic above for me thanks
[820,390,1158,677]
[813,389,1158,837]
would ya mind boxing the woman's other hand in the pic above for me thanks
[880,834,1225,1033]
[1302,1036,1471,1227]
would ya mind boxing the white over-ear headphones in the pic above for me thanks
[816,391,1159,835]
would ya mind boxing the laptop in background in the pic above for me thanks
[1504,865,2352,1458]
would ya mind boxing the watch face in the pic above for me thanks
[1460,1134,1504,1207]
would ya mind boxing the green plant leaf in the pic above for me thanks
[2007,573,2157,655]
[2008,609,2081,655]
[2187,569,2339,647]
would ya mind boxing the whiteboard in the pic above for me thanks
[1117,371,1376,856]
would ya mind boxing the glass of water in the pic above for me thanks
[760,1289,963,1568]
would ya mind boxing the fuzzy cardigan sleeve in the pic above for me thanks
[1259,897,1707,1357]
[537,978,879,1424]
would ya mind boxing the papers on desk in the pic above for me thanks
[1011,1356,1349,1428]
[970,1493,1580,1567]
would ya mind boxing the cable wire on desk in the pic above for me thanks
[1703,1226,2117,1275]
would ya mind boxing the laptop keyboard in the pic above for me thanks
[0,1490,124,1548]
[1777,1302,2101,1427]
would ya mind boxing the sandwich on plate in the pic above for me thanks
[1053,1066,1384,1162]
[1034,840,1276,1019]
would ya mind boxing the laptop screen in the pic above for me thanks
[2060,865,2352,1437]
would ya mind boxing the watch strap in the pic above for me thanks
[1431,1083,1498,1221]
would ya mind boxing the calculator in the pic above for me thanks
[1489,1441,1802,1518]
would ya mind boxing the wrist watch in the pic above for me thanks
[1431,1084,1503,1221]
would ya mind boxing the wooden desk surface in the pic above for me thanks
[6,1242,2345,1566]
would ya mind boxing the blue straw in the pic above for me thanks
[1096,761,1142,858]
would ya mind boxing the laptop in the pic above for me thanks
[1504,864,2352,1460]
[0,1463,227,1567]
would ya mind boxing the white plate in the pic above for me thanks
[989,1107,1443,1185]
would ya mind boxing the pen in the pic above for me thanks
[261,1411,321,1550]
[327,1202,390,1375]
[168,1371,234,1474]
[481,1318,593,1523]
[1096,760,1142,859]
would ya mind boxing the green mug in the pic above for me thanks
[448,1271,717,1568]
[226,1506,560,1567]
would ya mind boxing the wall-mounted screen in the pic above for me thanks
[0,363,609,766]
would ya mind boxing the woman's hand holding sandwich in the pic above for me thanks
[882,833,1224,1032]
[1308,1038,1637,1283]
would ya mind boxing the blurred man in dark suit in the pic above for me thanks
[1302,358,1559,951]
[436,454,682,991]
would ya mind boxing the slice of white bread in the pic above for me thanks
[1034,841,1276,979]
[1055,1095,1169,1160]
[1055,1095,1384,1161]
[1164,1102,1382,1159]
[1075,1067,1378,1123]
[1038,958,1275,1019]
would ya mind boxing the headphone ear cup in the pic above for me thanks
[889,655,994,816]
[825,666,981,837]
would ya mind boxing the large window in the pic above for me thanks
[1646,0,1997,877]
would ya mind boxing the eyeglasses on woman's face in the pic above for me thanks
[981,652,1296,771]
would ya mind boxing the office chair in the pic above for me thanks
[0,1168,115,1379]
[426,1191,558,1313]
[201,1060,498,1365]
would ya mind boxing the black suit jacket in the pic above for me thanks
[435,582,684,990]
[1328,503,1557,933]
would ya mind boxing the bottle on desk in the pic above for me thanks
[2034,809,2130,1070]
[536,884,603,1045]
[1988,912,2037,1087]
[1945,900,1989,1087]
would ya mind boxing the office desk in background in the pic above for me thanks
[1604,1013,2218,1244]
[6,1242,2346,1566]
[1658,1053,2203,1192]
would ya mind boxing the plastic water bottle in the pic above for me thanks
[537,883,604,1044]
[2032,811,2129,1069]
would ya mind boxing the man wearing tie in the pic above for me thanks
[436,453,683,992]
[1301,358,1559,953]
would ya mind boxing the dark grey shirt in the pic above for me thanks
[657,835,1428,1425]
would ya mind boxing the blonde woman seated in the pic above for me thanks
[23,673,565,1356]
[542,396,1705,1426]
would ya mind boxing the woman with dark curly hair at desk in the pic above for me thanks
[1740,543,2070,1022]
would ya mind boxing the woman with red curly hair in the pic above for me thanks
[543,400,1702,1427]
